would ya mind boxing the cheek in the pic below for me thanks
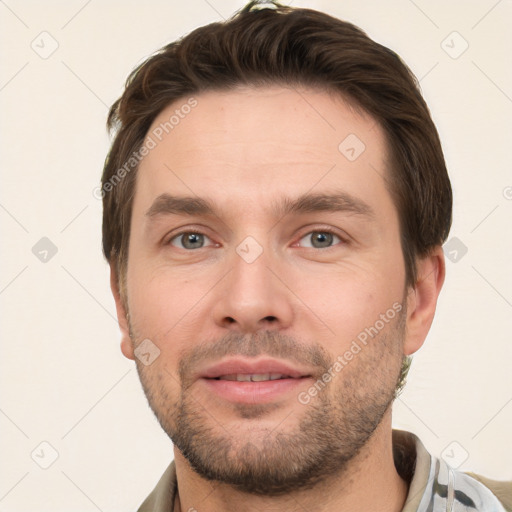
[128,282,165,332]
[126,269,182,341]
[292,265,402,345]
[126,267,213,355]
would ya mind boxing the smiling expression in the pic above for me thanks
[117,85,412,494]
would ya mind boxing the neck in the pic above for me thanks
[173,413,409,512]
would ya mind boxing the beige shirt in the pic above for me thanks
[137,429,512,511]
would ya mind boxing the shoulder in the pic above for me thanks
[465,472,512,512]
[137,461,177,512]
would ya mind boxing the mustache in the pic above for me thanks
[178,330,332,386]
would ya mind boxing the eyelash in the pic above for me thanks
[165,227,348,250]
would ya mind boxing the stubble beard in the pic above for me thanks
[133,311,406,496]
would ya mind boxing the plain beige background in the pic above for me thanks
[1,0,511,510]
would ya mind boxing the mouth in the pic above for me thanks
[198,358,313,404]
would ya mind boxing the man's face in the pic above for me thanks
[121,87,410,494]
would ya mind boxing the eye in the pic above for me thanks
[297,230,343,249]
[168,231,214,250]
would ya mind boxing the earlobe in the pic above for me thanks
[109,264,135,360]
[403,246,446,356]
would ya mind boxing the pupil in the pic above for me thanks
[313,232,332,248]
[184,233,202,249]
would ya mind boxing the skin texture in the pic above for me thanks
[111,86,445,512]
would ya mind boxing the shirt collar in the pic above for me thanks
[137,429,506,512]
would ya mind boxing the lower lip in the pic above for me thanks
[201,377,310,404]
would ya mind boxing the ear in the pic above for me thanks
[110,264,135,360]
[403,246,446,356]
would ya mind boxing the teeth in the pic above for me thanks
[250,373,270,382]
[218,373,288,382]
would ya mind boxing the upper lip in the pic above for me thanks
[199,357,312,379]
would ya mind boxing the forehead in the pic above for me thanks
[134,86,392,217]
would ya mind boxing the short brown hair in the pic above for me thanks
[101,0,452,296]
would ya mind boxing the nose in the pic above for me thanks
[211,243,294,333]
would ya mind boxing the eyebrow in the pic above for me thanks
[145,191,374,221]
